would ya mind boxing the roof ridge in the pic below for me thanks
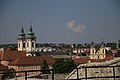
[15,57,21,64]
[9,57,20,65]
[5,52,13,60]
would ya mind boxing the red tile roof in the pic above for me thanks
[104,54,114,61]
[74,57,89,63]
[74,54,114,63]
[90,59,103,62]
[0,50,26,62]
[9,56,55,66]
[0,63,8,71]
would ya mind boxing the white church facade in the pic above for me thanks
[17,23,36,56]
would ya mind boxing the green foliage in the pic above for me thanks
[118,40,120,48]
[41,60,50,74]
[119,40,120,42]
[0,44,17,50]
[3,68,16,79]
[53,58,77,74]
[106,43,117,49]
[66,50,73,55]
[9,46,16,50]
[115,50,120,57]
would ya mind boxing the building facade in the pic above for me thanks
[17,23,36,56]
[8,56,54,76]
[89,42,106,59]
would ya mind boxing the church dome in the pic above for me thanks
[18,27,26,40]
[91,42,95,48]
[101,42,105,48]
[26,26,36,40]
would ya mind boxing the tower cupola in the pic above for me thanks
[101,42,105,48]
[91,42,95,48]
[18,27,26,40]
[26,22,36,40]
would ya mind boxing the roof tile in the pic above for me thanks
[9,56,55,66]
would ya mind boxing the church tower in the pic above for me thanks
[89,41,96,59]
[99,41,106,59]
[17,26,26,51]
[26,22,36,56]
[90,39,96,55]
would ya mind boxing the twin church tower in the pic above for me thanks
[17,23,36,55]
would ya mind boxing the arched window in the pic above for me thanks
[98,56,99,59]
[19,43,20,48]
[32,42,34,48]
[27,42,29,47]
[23,43,25,48]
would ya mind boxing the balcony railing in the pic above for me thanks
[0,66,120,80]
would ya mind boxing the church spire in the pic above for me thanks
[91,37,95,48]
[92,37,94,42]
[102,37,104,42]
[20,21,24,33]
[18,24,26,40]
[29,20,33,32]
[101,37,105,48]
[26,21,36,40]
[21,24,24,33]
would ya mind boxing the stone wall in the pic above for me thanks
[66,57,120,80]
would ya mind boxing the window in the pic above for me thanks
[32,42,34,48]
[27,42,29,47]
[19,43,20,48]
[23,43,25,48]
[98,56,99,59]
[93,49,94,53]
[102,49,104,53]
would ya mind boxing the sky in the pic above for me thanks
[0,0,120,44]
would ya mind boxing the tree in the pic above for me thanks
[41,59,50,74]
[53,58,77,74]
[106,43,117,49]
[66,49,73,55]
[3,68,16,79]
[115,50,120,57]
[118,40,120,48]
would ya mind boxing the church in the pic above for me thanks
[0,23,55,76]
[89,41,106,60]
[17,23,36,56]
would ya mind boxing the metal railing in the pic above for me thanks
[0,69,54,80]
[0,66,120,80]
[75,66,120,80]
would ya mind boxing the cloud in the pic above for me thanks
[66,20,85,32]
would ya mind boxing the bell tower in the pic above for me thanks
[90,38,96,55]
[26,22,36,56]
[99,41,106,59]
[17,25,26,51]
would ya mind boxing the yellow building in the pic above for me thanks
[89,42,106,59]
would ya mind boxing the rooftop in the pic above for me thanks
[9,55,55,66]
